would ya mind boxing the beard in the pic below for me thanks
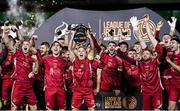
[109,50,115,55]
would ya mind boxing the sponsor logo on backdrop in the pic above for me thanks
[103,19,156,42]
[104,96,122,109]
[122,95,137,109]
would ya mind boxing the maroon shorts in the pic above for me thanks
[169,85,180,102]
[2,79,14,101]
[142,91,162,110]
[72,87,95,109]
[11,81,36,106]
[45,88,66,109]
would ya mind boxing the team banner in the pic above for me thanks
[35,7,179,47]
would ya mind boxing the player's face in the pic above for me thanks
[142,50,151,61]
[22,41,30,54]
[128,51,136,59]
[119,44,128,53]
[40,45,49,56]
[51,42,61,55]
[133,44,142,54]
[170,40,179,51]
[108,43,116,54]
[134,53,142,61]
[77,47,86,60]
[62,51,70,60]
[162,35,171,46]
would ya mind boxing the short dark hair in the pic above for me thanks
[163,33,173,38]
[108,41,117,45]
[118,41,129,48]
[128,48,136,52]
[41,42,50,48]
[61,46,69,54]
[50,41,61,49]
[142,48,153,55]
[134,41,140,45]
[171,37,180,44]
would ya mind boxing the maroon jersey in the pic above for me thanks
[170,52,180,90]
[64,61,73,89]
[11,49,34,82]
[1,51,14,79]
[100,53,123,91]
[72,58,93,89]
[33,63,44,82]
[139,44,163,93]
[123,60,141,90]
[37,52,68,89]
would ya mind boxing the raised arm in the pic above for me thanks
[64,31,69,47]
[68,31,76,62]
[88,23,102,53]
[155,20,164,42]
[116,49,137,65]
[16,27,24,41]
[31,55,39,74]
[2,25,10,45]
[30,35,38,47]
[130,16,147,49]
[87,30,95,60]
[166,56,180,72]
[144,14,158,47]
[2,25,16,52]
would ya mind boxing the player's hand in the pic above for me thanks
[28,72,35,78]
[166,56,172,63]
[115,46,120,51]
[31,55,38,61]
[156,20,164,31]
[88,22,93,32]
[3,26,11,34]
[168,17,177,31]
[30,47,37,54]
[143,14,150,22]
[113,90,121,96]
[95,55,101,61]
[31,35,38,40]
[94,88,100,95]
[130,16,139,30]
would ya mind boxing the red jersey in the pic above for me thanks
[139,44,163,93]
[37,53,68,89]
[72,58,93,89]
[100,53,123,91]
[1,50,14,79]
[123,60,141,90]
[170,52,180,90]
[11,49,34,82]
